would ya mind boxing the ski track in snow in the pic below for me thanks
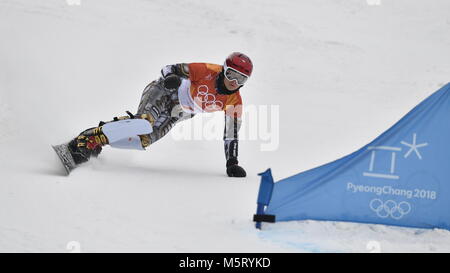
[1,0,450,252]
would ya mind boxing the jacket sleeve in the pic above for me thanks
[160,63,190,78]
[223,107,242,167]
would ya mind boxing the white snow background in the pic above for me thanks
[1,0,450,252]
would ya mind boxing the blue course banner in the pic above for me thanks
[255,83,450,230]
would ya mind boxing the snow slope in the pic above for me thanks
[1,0,450,252]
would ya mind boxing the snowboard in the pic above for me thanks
[52,143,76,175]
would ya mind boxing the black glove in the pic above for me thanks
[163,74,181,90]
[226,158,246,177]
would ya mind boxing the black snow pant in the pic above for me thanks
[136,78,194,147]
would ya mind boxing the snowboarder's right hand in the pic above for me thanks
[227,164,246,177]
[226,158,246,177]
[163,74,181,90]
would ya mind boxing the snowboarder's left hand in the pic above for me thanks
[163,74,181,90]
[226,158,246,177]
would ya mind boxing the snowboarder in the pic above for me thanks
[53,52,252,177]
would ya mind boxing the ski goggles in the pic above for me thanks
[224,66,249,86]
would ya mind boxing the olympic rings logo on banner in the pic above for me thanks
[369,199,411,220]
[195,85,223,111]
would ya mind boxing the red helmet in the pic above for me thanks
[224,52,253,77]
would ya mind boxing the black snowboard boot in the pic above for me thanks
[68,126,109,165]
